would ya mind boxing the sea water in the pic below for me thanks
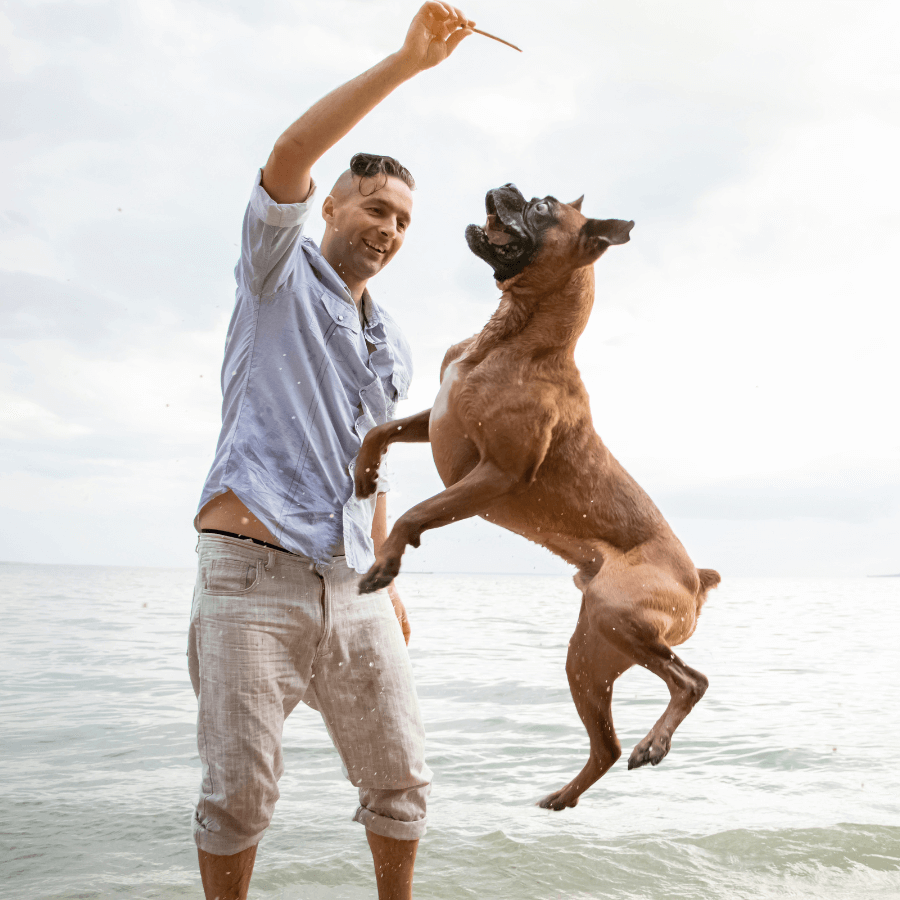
[1,563,898,899]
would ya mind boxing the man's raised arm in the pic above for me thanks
[262,2,474,204]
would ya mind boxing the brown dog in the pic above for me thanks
[355,183,720,809]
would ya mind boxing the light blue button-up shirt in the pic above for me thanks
[196,170,413,573]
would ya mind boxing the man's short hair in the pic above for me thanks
[350,153,416,195]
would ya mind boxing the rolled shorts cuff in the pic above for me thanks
[353,806,427,841]
[192,810,263,856]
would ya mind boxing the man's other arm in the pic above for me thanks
[262,2,474,204]
[373,491,411,644]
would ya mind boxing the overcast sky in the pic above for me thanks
[1,0,898,576]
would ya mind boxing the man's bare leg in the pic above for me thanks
[367,832,418,900]
[198,845,257,900]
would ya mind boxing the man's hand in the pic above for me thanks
[399,2,474,73]
[263,2,474,203]
[372,492,410,643]
[388,582,411,645]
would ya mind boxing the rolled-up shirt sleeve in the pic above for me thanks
[238,168,317,297]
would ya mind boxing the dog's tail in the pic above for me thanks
[696,568,721,613]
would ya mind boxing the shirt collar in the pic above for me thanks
[361,289,385,329]
[303,239,390,343]
[304,239,356,307]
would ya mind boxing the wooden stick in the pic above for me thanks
[471,26,522,53]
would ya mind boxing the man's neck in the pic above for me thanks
[347,281,366,308]
[333,268,366,309]
[315,250,367,311]
[318,230,363,302]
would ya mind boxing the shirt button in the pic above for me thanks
[338,315,343,321]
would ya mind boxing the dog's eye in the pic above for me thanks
[533,201,550,215]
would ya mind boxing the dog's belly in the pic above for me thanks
[476,492,612,571]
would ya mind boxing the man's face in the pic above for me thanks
[322,175,413,284]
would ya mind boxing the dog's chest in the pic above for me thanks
[428,356,484,485]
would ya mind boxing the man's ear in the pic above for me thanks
[581,218,634,246]
[321,195,336,224]
[568,195,585,212]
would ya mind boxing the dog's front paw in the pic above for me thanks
[354,460,381,499]
[358,555,402,594]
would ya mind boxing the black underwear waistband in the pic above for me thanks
[200,529,290,554]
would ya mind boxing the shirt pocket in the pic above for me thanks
[319,290,360,332]
[389,364,410,403]
[204,558,262,595]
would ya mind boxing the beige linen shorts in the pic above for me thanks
[188,533,432,855]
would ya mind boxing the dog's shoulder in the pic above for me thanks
[439,336,477,381]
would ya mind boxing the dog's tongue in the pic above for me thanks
[484,214,514,246]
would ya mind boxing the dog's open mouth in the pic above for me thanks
[465,184,542,281]
[483,214,514,246]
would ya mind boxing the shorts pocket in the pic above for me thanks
[204,558,262,595]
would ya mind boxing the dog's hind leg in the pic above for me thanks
[538,598,633,810]
[583,564,708,770]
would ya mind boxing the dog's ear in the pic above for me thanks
[581,218,634,245]
[568,195,585,212]
[579,218,634,263]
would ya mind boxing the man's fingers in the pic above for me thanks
[424,1,453,19]
[399,609,411,644]
[405,0,473,68]
[445,6,474,32]
[434,18,473,49]
[420,1,452,25]
[444,25,473,54]
[389,589,411,644]
[448,5,474,27]
[422,1,472,34]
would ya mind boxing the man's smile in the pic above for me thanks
[362,239,388,255]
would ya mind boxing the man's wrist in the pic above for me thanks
[386,49,422,84]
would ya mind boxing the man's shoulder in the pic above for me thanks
[239,174,321,298]
[248,168,318,230]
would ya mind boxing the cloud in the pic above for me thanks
[0,395,91,440]
[0,270,123,344]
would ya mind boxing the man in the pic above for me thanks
[187,5,474,898]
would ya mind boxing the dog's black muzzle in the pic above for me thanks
[465,183,547,282]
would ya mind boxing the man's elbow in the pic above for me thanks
[262,139,314,205]
[272,132,308,162]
